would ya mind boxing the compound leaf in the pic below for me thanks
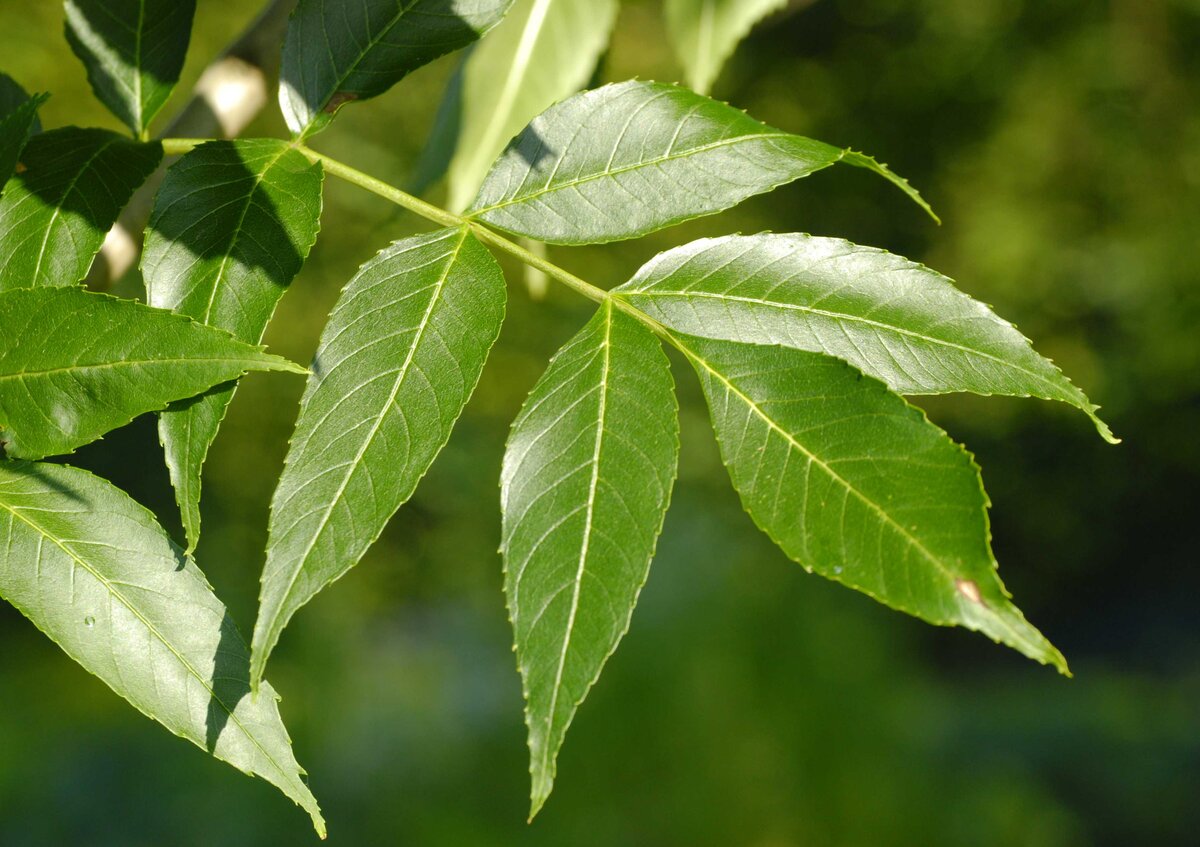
[143,139,324,553]
[665,0,786,94]
[63,0,197,137]
[678,333,1068,674]
[0,286,305,460]
[280,0,515,139]
[615,234,1114,441]
[0,460,324,836]
[467,80,933,244]
[252,226,506,689]
[444,0,618,212]
[0,127,160,291]
[502,301,678,816]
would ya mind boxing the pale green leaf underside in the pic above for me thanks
[64,0,197,136]
[143,138,324,552]
[252,226,506,689]
[664,0,786,94]
[445,0,619,212]
[0,461,324,835]
[678,333,1068,673]
[467,80,933,244]
[615,233,1113,441]
[0,90,47,195]
[0,127,161,291]
[0,287,304,460]
[502,302,678,816]
[280,0,515,138]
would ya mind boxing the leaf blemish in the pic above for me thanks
[323,92,358,114]
[955,578,983,605]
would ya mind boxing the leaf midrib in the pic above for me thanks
[0,355,278,383]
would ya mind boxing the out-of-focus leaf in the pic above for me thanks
[502,302,678,817]
[615,234,1114,441]
[0,286,305,460]
[664,0,787,94]
[0,460,325,836]
[0,127,160,291]
[143,139,324,553]
[0,92,47,194]
[467,81,933,244]
[252,226,506,690]
[63,0,197,137]
[444,0,618,212]
[678,333,1068,674]
[279,0,515,139]
[0,73,43,135]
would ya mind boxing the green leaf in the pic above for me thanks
[279,0,515,139]
[677,333,1068,674]
[664,0,786,94]
[502,301,678,817]
[0,72,43,136]
[444,0,619,212]
[0,92,47,195]
[143,139,324,553]
[0,286,305,460]
[467,80,934,244]
[0,460,324,836]
[0,127,160,291]
[614,233,1115,442]
[252,226,506,689]
[64,0,197,137]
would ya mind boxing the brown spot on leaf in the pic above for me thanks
[955,578,983,605]
[15,161,26,173]
[323,91,359,113]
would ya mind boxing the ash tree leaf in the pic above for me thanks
[443,0,619,212]
[64,0,197,137]
[0,72,44,136]
[0,286,305,461]
[502,301,678,817]
[664,0,787,95]
[143,139,324,554]
[0,91,47,194]
[0,127,161,291]
[677,333,1068,674]
[0,460,325,837]
[280,0,516,139]
[467,80,934,245]
[252,226,506,690]
[614,234,1115,442]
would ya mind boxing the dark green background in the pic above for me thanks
[2,1,1196,844]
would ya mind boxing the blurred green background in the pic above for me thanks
[2,1,1197,844]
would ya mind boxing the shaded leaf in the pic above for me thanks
[0,286,305,460]
[64,0,197,136]
[444,0,619,212]
[280,0,515,139]
[665,0,787,94]
[615,234,1114,441]
[678,333,1068,673]
[252,226,506,689]
[0,127,160,291]
[502,302,678,816]
[0,91,47,195]
[0,460,324,836]
[0,72,43,136]
[143,139,324,553]
[467,80,933,244]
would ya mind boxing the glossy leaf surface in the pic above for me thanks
[143,139,324,552]
[445,0,618,212]
[64,0,197,136]
[0,127,160,291]
[280,0,514,138]
[664,0,786,94]
[468,80,932,244]
[252,227,506,689]
[0,287,304,460]
[615,234,1114,441]
[502,302,678,815]
[0,460,324,836]
[679,333,1068,674]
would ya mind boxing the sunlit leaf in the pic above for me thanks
[143,139,324,552]
[252,226,506,690]
[0,286,305,460]
[0,460,325,836]
[502,301,678,816]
